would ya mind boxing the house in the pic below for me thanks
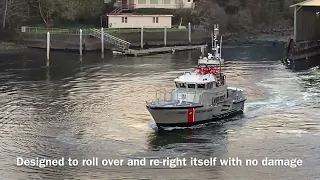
[107,14,173,28]
[105,0,195,12]
[133,0,195,9]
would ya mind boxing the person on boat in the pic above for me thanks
[194,66,201,73]
[209,67,217,74]
[203,65,209,74]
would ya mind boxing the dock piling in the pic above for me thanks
[141,26,144,49]
[188,22,191,44]
[79,29,83,56]
[101,27,104,55]
[46,32,50,67]
[164,26,167,47]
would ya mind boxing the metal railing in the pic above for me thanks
[147,88,246,105]
[19,26,93,35]
[89,28,130,50]
[19,26,187,35]
[147,89,204,104]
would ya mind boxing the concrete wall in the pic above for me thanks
[296,7,320,42]
[113,29,206,47]
[108,15,172,28]
[133,0,194,9]
[20,34,112,51]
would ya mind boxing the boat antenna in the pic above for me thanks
[220,36,222,59]
[214,24,219,59]
[211,30,214,51]
[219,35,222,79]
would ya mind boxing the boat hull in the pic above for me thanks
[147,99,245,127]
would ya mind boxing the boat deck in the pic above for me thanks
[147,100,203,109]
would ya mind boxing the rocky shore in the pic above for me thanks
[221,28,292,46]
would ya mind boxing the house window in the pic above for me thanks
[153,17,159,23]
[163,0,170,4]
[138,0,146,4]
[187,0,190,2]
[150,0,158,4]
[122,17,127,23]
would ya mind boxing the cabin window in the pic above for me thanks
[153,17,159,23]
[179,83,186,88]
[122,17,127,23]
[197,84,205,89]
[163,0,170,4]
[207,82,214,89]
[188,84,196,88]
[207,83,211,89]
[214,97,219,103]
[175,82,179,88]
[219,95,225,101]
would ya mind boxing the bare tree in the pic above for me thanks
[1,0,28,29]
[175,0,184,9]
[195,0,228,32]
[35,0,57,27]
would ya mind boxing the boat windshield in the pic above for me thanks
[197,84,205,89]
[188,84,196,88]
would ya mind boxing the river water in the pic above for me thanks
[0,45,319,180]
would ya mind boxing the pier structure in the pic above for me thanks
[19,25,206,58]
[283,0,320,70]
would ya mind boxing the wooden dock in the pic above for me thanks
[122,45,207,56]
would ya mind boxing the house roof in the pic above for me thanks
[290,0,320,7]
[107,14,173,17]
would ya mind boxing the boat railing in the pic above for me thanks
[146,89,203,104]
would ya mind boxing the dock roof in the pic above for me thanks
[290,0,320,7]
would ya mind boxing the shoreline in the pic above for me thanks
[0,42,28,54]
[0,34,288,54]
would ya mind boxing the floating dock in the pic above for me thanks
[282,1,320,70]
[123,45,207,56]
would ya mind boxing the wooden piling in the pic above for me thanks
[79,29,83,56]
[164,26,167,47]
[46,32,50,67]
[188,22,191,44]
[141,26,144,49]
[101,27,104,54]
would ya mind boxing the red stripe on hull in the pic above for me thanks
[187,108,195,123]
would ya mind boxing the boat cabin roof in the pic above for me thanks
[198,61,220,66]
[174,72,216,83]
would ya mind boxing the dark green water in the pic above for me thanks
[0,45,319,179]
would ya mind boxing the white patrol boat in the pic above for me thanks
[146,61,246,128]
[198,24,225,66]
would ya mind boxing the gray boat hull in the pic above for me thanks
[147,99,245,127]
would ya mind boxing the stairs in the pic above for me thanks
[89,28,130,51]
[110,7,122,14]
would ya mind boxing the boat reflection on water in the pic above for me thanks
[147,114,244,152]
